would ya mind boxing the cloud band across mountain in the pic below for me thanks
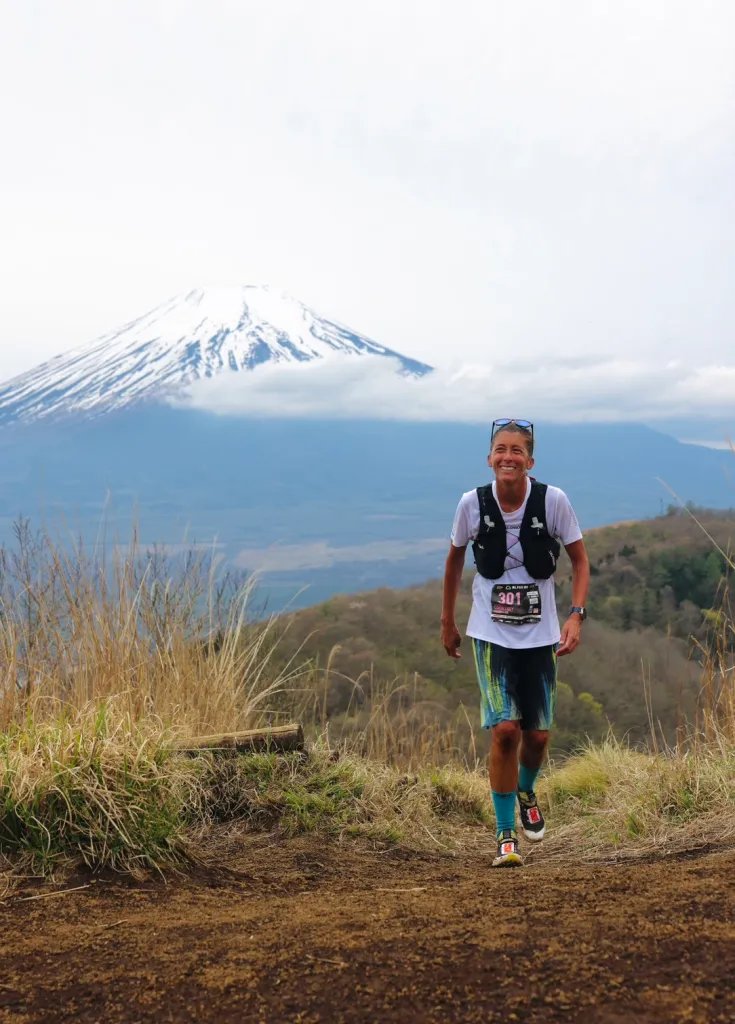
[181,353,735,426]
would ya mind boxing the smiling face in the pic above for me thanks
[488,428,535,484]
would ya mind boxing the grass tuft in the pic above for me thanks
[540,734,735,857]
[0,701,198,874]
[426,766,494,826]
[191,744,492,847]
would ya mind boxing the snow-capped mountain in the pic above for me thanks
[0,286,432,423]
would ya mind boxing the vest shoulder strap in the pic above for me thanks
[476,483,502,533]
[526,480,549,519]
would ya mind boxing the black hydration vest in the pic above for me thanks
[472,481,560,581]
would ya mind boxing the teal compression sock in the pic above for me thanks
[518,763,540,795]
[491,791,516,835]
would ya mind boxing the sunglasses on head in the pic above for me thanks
[491,418,534,439]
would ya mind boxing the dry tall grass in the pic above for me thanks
[296,661,482,770]
[0,521,291,736]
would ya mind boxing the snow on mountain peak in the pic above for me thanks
[0,286,432,423]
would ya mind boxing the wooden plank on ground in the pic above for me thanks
[171,723,304,755]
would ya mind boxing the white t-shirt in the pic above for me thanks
[450,478,583,648]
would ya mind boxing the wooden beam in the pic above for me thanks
[172,722,304,755]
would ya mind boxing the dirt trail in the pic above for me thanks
[1,835,733,1024]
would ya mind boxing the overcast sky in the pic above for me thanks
[1,1,734,425]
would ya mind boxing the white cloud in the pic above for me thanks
[181,353,735,424]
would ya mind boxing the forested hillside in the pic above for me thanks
[271,509,734,752]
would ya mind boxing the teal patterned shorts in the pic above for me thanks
[471,639,557,731]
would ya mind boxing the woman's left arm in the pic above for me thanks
[557,539,590,656]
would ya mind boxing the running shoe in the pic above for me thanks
[518,790,545,841]
[492,829,523,868]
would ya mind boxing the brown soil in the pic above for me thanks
[1,835,733,1024]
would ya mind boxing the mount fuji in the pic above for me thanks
[0,286,432,423]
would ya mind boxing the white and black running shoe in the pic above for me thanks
[492,829,523,868]
[518,790,546,841]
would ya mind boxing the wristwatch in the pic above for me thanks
[570,606,587,620]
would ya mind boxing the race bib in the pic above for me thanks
[491,583,542,625]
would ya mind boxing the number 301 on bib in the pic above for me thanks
[490,583,542,625]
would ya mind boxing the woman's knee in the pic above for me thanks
[524,729,550,754]
[492,720,521,750]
